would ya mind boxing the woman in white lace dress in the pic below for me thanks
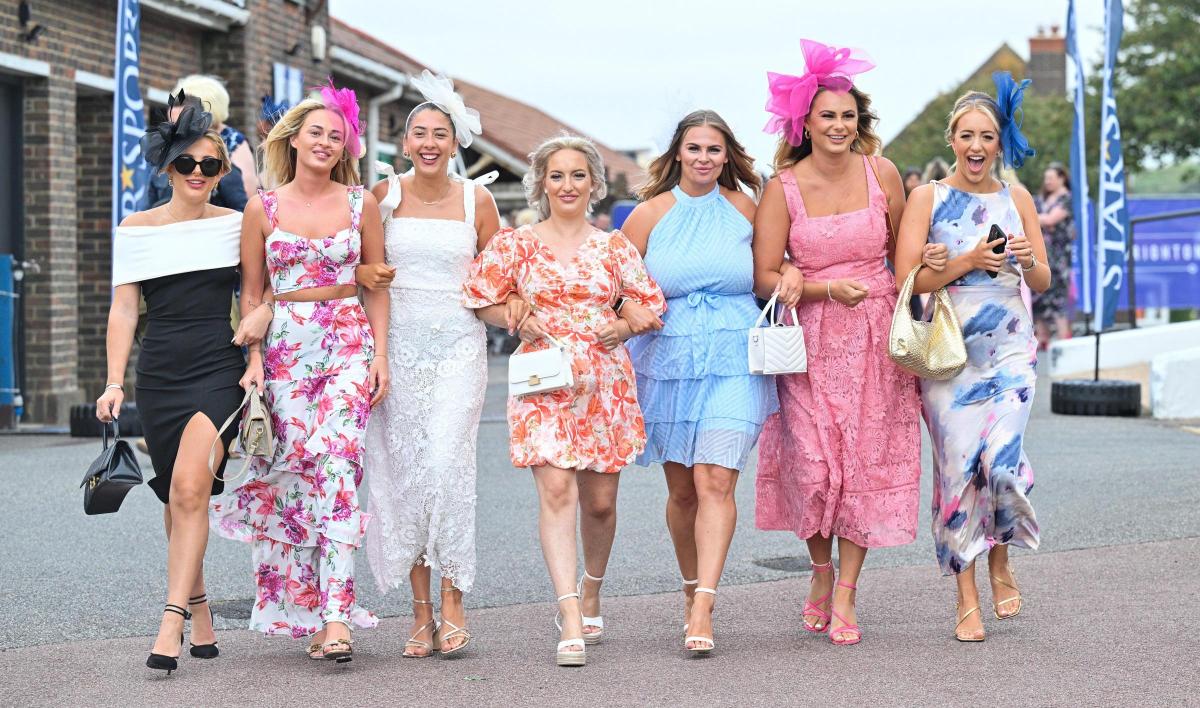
[359,72,525,657]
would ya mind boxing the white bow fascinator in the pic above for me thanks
[409,70,482,148]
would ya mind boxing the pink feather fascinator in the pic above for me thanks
[764,39,875,147]
[317,79,364,159]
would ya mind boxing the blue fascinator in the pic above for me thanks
[991,71,1036,169]
[260,95,290,123]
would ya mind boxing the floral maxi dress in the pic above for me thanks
[210,187,379,637]
[462,226,666,473]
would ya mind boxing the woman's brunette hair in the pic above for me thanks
[637,110,762,200]
[1042,161,1072,196]
[259,98,360,189]
[772,86,880,173]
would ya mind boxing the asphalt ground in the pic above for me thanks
[1,360,1197,706]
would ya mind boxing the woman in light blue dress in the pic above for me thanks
[621,110,783,654]
[895,75,1050,642]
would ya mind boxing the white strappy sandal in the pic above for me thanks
[554,592,586,667]
[684,587,716,656]
[682,578,699,635]
[578,571,605,645]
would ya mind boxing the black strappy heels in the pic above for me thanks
[188,594,220,659]
[146,604,190,675]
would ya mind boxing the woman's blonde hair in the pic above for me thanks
[772,86,881,174]
[259,98,360,189]
[944,91,1004,176]
[637,110,762,201]
[523,134,607,220]
[173,75,230,125]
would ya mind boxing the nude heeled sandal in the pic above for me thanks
[684,587,716,655]
[577,571,605,645]
[955,604,985,642]
[402,598,440,658]
[554,592,586,667]
[990,564,1023,620]
[438,586,472,656]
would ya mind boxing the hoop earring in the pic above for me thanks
[803,128,810,140]
[168,177,173,188]
[403,152,410,159]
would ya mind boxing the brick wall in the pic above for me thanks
[22,70,82,423]
[76,94,115,397]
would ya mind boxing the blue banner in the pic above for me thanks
[1066,0,1093,316]
[1078,197,1200,310]
[1095,0,1128,331]
[111,0,148,236]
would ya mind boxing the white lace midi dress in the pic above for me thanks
[363,169,493,593]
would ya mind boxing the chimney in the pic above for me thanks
[1028,24,1067,95]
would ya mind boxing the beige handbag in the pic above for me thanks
[889,264,968,380]
[508,335,574,397]
[209,383,273,482]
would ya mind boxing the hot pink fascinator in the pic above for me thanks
[317,79,364,159]
[764,39,876,147]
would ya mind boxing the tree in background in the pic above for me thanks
[886,1,1200,195]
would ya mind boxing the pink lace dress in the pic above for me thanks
[755,156,922,548]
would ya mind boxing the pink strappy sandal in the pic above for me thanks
[802,560,834,632]
[828,581,862,646]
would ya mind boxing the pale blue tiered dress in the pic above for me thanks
[626,185,777,471]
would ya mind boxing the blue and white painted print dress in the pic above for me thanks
[921,181,1040,575]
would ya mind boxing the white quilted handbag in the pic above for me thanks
[747,293,807,375]
[508,334,575,397]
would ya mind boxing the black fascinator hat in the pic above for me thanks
[140,89,214,172]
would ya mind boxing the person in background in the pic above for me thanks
[1033,162,1075,348]
[174,75,259,196]
[902,167,922,196]
[922,156,950,184]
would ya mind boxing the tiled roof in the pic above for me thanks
[329,18,644,187]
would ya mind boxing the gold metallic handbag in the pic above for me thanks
[209,383,273,482]
[889,264,968,380]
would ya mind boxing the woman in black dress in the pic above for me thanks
[96,98,271,674]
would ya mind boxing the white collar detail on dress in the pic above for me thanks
[112,212,241,286]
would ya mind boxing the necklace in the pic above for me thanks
[165,202,203,223]
[414,178,453,206]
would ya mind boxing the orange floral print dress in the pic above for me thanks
[463,225,666,474]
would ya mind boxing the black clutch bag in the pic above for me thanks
[80,422,143,515]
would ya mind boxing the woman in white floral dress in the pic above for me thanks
[358,72,524,658]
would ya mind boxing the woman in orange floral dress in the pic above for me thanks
[463,135,665,666]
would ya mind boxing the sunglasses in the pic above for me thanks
[171,155,222,177]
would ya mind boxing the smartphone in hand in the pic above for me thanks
[986,224,1007,278]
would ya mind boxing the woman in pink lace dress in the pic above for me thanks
[752,40,921,646]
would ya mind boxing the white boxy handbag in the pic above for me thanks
[508,334,575,397]
[747,293,807,375]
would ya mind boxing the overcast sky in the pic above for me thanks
[329,0,1109,167]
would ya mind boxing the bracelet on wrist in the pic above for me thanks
[373,354,388,359]
[104,383,123,391]
[826,281,833,301]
